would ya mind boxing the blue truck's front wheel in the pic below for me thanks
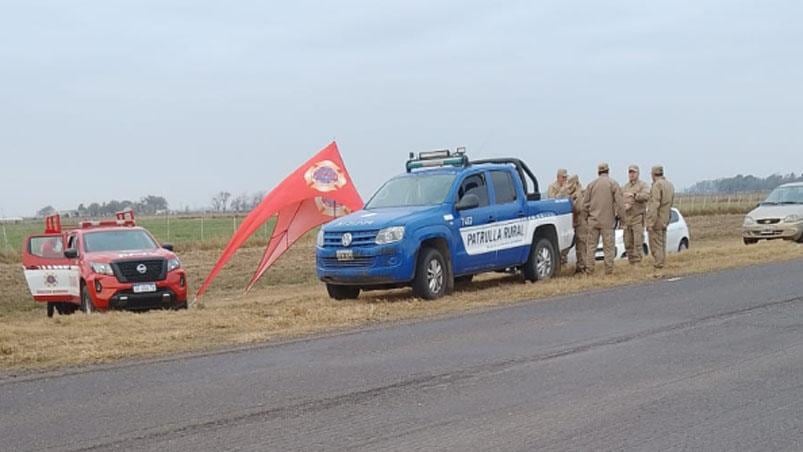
[412,247,450,300]
[326,284,361,300]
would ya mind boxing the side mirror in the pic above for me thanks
[64,249,78,259]
[456,193,480,211]
[162,243,174,252]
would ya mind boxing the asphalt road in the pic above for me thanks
[2,260,803,451]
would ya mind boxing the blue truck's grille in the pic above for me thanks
[320,256,376,268]
[323,230,379,248]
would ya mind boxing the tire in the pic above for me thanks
[643,243,649,256]
[326,284,361,300]
[80,284,95,314]
[524,238,558,282]
[56,302,77,315]
[412,247,449,300]
[47,302,55,318]
[743,238,758,245]
[174,301,188,310]
[678,239,689,252]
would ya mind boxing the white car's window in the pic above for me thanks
[763,186,803,205]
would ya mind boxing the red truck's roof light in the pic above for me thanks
[79,219,136,229]
[44,214,62,234]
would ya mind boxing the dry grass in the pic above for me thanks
[1,214,801,373]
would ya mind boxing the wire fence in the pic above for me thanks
[674,192,769,216]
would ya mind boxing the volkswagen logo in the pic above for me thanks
[136,264,148,274]
[341,233,353,247]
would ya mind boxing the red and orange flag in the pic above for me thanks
[196,141,363,300]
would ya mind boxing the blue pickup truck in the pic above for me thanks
[316,150,574,300]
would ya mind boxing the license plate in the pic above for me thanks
[133,283,157,293]
[761,228,775,235]
[336,250,354,261]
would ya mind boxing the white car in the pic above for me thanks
[567,208,690,264]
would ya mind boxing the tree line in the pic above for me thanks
[686,173,803,194]
[36,191,268,218]
[37,195,170,218]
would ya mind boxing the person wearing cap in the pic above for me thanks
[622,165,651,265]
[547,169,568,199]
[565,175,589,274]
[583,163,625,275]
[646,165,675,274]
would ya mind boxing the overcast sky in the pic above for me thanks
[1,0,801,216]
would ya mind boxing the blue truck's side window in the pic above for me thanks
[491,171,517,204]
[457,173,489,207]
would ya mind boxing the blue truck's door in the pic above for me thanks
[488,169,531,267]
[452,171,499,274]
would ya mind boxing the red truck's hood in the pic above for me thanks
[83,249,175,263]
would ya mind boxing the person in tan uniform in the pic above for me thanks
[646,165,675,272]
[565,175,588,274]
[622,165,651,264]
[584,163,625,275]
[547,169,568,199]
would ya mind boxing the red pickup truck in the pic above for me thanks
[22,211,188,317]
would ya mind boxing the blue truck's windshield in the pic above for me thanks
[366,174,456,209]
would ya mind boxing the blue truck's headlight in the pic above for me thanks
[376,226,405,245]
[317,229,325,247]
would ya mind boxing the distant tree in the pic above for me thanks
[230,193,250,212]
[36,205,56,218]
[211,191,232,212]
[250,191,266,209]
[140,195,168,214]
[87,203,101,217]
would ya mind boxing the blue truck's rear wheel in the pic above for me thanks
[524,238,557,282]
[326,284,361,300]
[413,247,449,300]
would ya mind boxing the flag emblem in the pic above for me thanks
[305,160,347,193]
[315,197,351,217]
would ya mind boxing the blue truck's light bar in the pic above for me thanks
[406,148,469,173]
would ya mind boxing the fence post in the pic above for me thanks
[1,223,8,252]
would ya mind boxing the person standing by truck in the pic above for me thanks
[622,165,651,265]
[584,163,625,275]
[647,165,675,274]
[566,175,588,274]
[547,169,568,199]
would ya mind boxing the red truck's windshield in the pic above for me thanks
[83,230,159,252]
